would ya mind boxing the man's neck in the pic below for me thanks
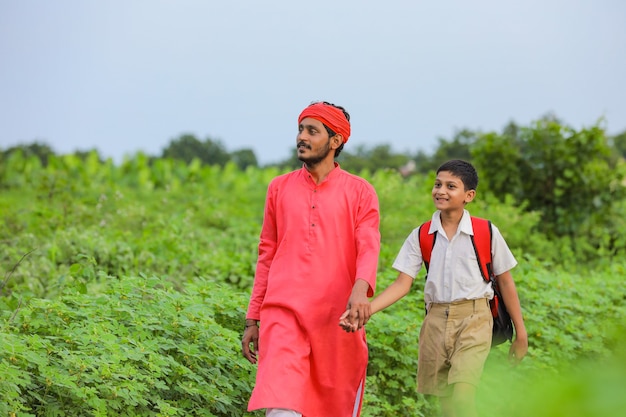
[304,159,337,184]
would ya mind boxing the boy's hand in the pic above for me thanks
[508,331,528,365]
[338,309,358,332]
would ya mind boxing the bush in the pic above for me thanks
[0,275,261,417]
[2,156,626,416]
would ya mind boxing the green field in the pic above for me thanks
[1,153,625,416]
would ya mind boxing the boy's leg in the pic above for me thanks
[417,304,452,396]
[440,395,454,417]
[443,299,491,417]
[440,383,478,417]
[447,299,491,388]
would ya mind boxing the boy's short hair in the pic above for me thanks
[437,159,478,191]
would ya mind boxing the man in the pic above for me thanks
[241,101,381,417]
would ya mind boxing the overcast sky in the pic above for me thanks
[1,0,625,165]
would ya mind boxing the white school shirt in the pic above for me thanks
[392,210,517,307]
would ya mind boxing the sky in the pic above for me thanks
[1,0,625,165]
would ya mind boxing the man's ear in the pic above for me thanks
[332,134,344,148]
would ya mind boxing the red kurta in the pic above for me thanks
[247,164,380,417]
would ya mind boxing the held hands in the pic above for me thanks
[339,309,356,332]
[339,283,372,333]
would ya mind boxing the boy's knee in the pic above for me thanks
[451,383,478,417]
[453,395,475,412]
[440,396,455,417]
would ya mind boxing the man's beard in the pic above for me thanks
[297,139,332,167]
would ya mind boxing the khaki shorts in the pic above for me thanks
[417,298,492,397]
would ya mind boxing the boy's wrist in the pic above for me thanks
[514,327,528,339]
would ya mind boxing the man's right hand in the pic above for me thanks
[242,322,259,364]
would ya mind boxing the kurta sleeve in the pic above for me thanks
[246,182,278,320]
[354,185,380,297]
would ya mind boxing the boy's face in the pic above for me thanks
[432,170,475,212]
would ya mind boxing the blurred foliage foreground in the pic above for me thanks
[1,150,625,416]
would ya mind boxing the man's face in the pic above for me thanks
[296,117,333,166]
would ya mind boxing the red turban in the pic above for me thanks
[298,102,351,143]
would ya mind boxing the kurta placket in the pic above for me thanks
[308,176,319,252]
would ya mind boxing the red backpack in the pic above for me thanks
[418,216,513,346]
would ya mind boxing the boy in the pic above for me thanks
[341,159,527,417]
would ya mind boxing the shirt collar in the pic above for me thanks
[300,162,341,185]
[429,209,473,237]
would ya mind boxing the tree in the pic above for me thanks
[337,143,410,173]
[412,150,433,174]
[73,149,103,163]
[230,149,258,170]
[1,141,55,166]
[162,134,229,166]
[273,148,301,171]
[204,138,230,166]
[471,117,624,240]
[611,129,626,159]
[429,129,478,169]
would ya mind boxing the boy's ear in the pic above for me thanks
[464,189,476,204]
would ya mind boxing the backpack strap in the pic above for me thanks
[418,221,436,315]
[469,216,494,283]
[418,220,436,272]
[470,217,507,322]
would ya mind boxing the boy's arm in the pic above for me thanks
[495,271,528,363]
[339,272,413,332]
[371,272,414,314]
